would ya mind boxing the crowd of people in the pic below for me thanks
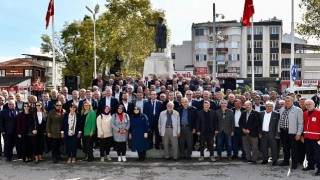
[0,72,319,176]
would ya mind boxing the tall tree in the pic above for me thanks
[297,0,320,43]
[40,0,167,88]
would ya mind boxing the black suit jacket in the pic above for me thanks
[177,106,197,131]
[143,100,162,129]
[239,109,261,137]
[98,97,119,115]
[252,105,266,112]
[0,109,17,134]
[120,101,134,116]
[259,111,280,137]
[197,100,218,111]
[196,110,218,134]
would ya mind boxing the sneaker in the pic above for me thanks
[122,156,127,162]
[106,155,112,161]
[198,156,204,161]
[210,156,216,162]
[118,156,122,162]
[101,157,105,162]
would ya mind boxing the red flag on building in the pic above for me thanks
[242,0,254,27]
[45,0,54,29]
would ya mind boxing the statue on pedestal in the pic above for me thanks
[145,17,167,52]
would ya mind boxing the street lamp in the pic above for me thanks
[86,4,100,79]
[212,3,225,80]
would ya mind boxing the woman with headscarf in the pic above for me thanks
[129,106,149,162]
[112,105,130,162]
[96,106,113,162]
[61,103,82,163]
[47,101,65,164]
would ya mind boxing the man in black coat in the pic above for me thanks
[177,97,197,160]
[196,101,218,161]
[0,100,17,161]
[120,92,134,116]
[231,99,246,159]
[239,100,261,164]
[98,87,119,115]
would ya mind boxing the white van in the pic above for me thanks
[285,86,318,99]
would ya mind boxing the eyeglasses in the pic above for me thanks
[56,105,62,107]
[134,109,139,110]
[24,106,29,108]
[305,104,312,106]
[186,94,192,95]
[36,105,41,107]
[71,106,77,108]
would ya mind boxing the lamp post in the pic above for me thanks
[212,3,224,80]
[86,4,99,79]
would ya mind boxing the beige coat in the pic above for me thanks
[158,110,180,137]
[96,114,113,138]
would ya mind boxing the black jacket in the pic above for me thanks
[0,109,17,134]
[196,109,218,134]
[177,106,197,131]
[239,109,261,137]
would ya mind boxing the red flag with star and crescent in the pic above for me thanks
[242,0,254,27]
[45,0,54,29]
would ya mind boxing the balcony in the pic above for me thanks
[217,60,227,65]
[216,47,228,53]
[207,48,213,54]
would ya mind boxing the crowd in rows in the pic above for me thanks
[0,73,319,176]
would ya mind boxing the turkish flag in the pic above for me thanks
[45,0,54,29]
[242,0,254,27]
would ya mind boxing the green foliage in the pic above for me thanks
[297,0,320,43]
[41,0,167,88]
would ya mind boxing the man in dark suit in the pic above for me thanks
[47,89,59,111]
[143,91,162,149]
[79,90,98,112]
[232,99,246,159]
[196,101,218,161]
[41,92,50,112]
[92,73,106,87]
[185,90,199,110]
[98,87,119,115]
[177,97,197,160]
[259,101,280,166]
[120,92,134,116]
[197,90,218,111]
[252,96,266,112]
[162,92,180,111]
[0,100,17,161]
[65,90,80,110]
[239,100,261,164]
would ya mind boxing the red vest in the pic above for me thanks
[303,109,320,140]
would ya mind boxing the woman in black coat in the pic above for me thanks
[29,101,47,163]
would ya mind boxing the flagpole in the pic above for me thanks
[251,16,254,91]
[289,0,294,93]
[52,9,56,90]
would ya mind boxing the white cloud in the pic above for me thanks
[27,46,51,57]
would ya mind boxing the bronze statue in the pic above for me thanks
[145,17,167,52]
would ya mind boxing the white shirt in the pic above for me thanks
[135,100,144,112]
[234,109,242,127]
[37,112,43,124]
[262,111,272,132]
[122,101,128,111]
[114,92,121,101]
[254,105,261,112]
[0,105,3,111]
[105,97,111,107]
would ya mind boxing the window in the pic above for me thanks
[171,53,176,59]
[0,70,5,77]
[196,54,207,61]
[24,69,33,77]
[195,42,208,49]
[270,40,279,48]
[270,66,279,74]
[248,53,262,61]
[195,29,205,36]
[270,27,279,34]
[248,66,262,74]
[281,58,302,68]
[228,54,240,61]
[270,53,279,61]
[247,27,263,35]
[228,67,240,73]
[217,54,225,61]
[229,41,240,48]
[248,40,262,48]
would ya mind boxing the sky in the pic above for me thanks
[0,0,305,62]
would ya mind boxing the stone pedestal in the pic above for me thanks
[143,53,174,79]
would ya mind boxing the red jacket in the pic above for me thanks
[303,109,320,140]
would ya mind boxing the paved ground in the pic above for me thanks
[0,150,318,180]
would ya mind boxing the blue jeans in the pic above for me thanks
[232,127,245,158]
[65,136,78,158]
[217,131,232,157]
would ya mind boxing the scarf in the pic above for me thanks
[68,113,77,136]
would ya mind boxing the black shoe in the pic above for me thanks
[180,157,186,160]
[261,160,268,164]
[173,159,179,162]
[88,158,94,162]
[247,160,252,163]
[6,158,12,162]
[291,164,298,169]
[252,161,257,164]
[155,147,160,150]
[272,161,278,166]
[231,156,238,159]
[166,158,171,161]
[279,161,289,166]
[302,166,315,171]
[186,157,192,161]
[315,170,320,176]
